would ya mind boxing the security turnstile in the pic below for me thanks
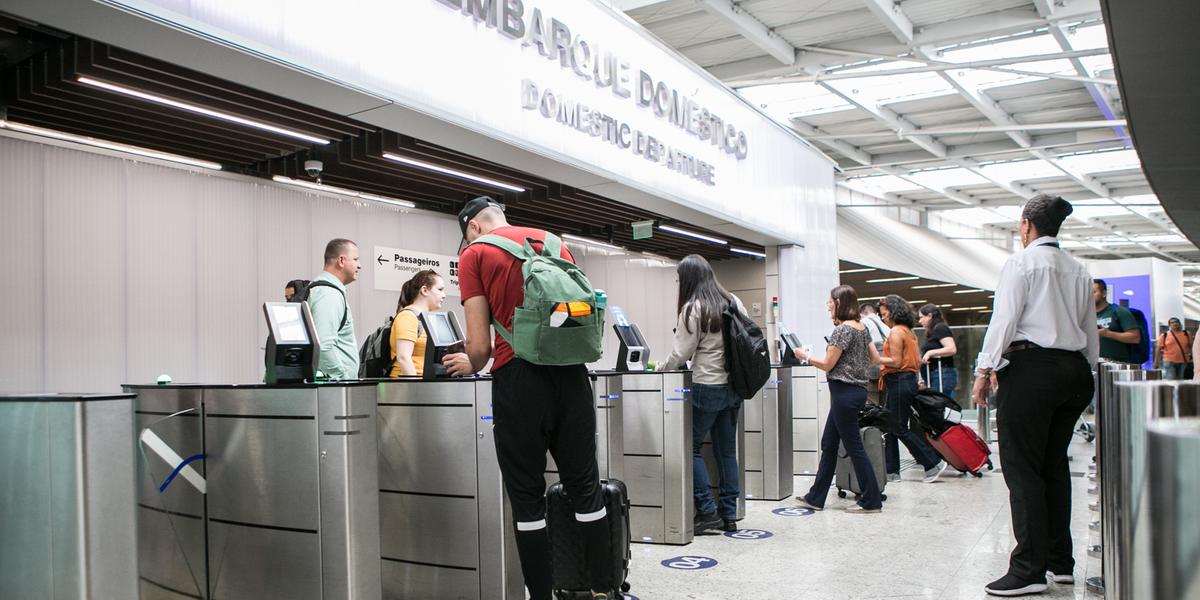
[700,402,746,520]
[620,372,693,545]
[1147,417,1200,600]
[790,366,825,479]
[376,379,523,600]
[127,383,381,600]
[0,394,138,600]
[744,368,794,501]
[547,373,625,485]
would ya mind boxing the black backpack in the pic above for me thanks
[1127,306,1151,365]
[294,280,348,331]
[721,299,771,399]
[359,308,423,378]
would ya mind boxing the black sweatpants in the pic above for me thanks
[493,358,611,598]
[995,348,1093,581]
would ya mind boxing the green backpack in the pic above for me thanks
[473,233,604,366]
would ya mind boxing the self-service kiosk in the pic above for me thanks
[419,311,466,379]
[777,323,805,367]
[263,302,320,383]
[611,306,649,372]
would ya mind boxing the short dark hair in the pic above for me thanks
[324,238,356,264]
[859,302,877,315]
[880,294,916,328]
[1022,194,1073,238]
[830,285,860,322]
[1168,317,1182,326]
[1094,278,1107,292]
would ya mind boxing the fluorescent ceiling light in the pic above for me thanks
[562,234,624,251]
[0,119,222,170]
[76,76,331,145]
[658,225,728,245]
[912,283,958,289]
[272,176,415,208]
[839,267,876,274]
[865,276,919,283]
[953,289,990,294]
[908,300,927,304]
[938,304,953,307]
[859,295,885,301]
[730,247,767,258]
[381,152,526,192]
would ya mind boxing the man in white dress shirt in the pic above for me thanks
[972,194,1100,597]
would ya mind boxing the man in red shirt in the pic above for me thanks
[444,197,613,600]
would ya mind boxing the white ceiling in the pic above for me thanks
[614,0,1200,288]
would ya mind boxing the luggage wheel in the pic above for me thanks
[837,490,847,499]
[880,493,887,501]
[972,472,983,478]
[621,582,631,593]
[986,460,994,471]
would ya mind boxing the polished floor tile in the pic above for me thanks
[623,431,1096,600]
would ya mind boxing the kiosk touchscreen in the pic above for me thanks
[419,311,466,379]
[778,322,805,366]
[610,306,649,372]
[263,301,320,383]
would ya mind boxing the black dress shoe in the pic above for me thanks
[693,511,721,532]
[721,519,737,532]
[984,573,1048,596]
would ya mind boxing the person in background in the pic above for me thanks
[390,269,446,377]
[1155,317,1191,380]
[1093,279,1139,363]
[877,295,947,484]
[309,239,360,379]
[284,279,309,302]
[663,255,747,533]
[972,194,1098,596]
[918,304,958,398]
[860,302,890,406]
[792,286,883,514]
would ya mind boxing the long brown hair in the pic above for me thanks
[830,285,859,322]
[676,255,732,334]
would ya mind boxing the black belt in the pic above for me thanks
[1004,341,1043,356]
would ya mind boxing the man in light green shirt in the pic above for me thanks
[309,238,361,379]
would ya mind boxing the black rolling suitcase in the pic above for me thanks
[547,479,632,599]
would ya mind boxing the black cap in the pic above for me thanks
[458,196,504,238]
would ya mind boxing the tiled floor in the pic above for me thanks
[624,432,1096,600]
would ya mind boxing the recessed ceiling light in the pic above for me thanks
[272,175,415,208]
[658,225,728,245]
[77,76,331,145]
[382,152,526,192]
[866,276,919,283]
[912,283,958,289]
[953,289,990,294]
[0,119,222,170]
[730,247,767,258]
[839,267,876,274]
[562,234,624,252]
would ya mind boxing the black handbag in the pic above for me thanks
[858,404,894,433]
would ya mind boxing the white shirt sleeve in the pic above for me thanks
[1081,276,1101,366]
[976,258,1028,372]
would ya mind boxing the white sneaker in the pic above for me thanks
[887,473,902,483]
[923,461,948,483]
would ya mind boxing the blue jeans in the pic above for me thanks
[884,372,941,474]
[691,383,740,520]
[805,380,882,510]
[1163,360,1188,380]
[924,365,958,399]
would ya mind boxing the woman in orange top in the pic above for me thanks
[877,294,946,483]
[390,269,446,377]
[1155,317,1192,380]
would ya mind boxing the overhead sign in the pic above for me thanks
[373,246,460,297]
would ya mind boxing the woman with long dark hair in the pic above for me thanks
[878,295,946,483]
[663,255,746,533]
[918,304,958,397]
[792,285,884,513]
[389,269,446,377]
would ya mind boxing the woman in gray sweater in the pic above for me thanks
[663,255,747,533]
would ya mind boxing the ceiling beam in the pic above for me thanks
[695,0,797,65]
[1031,0,1057,18]
[789,120,873,166]
[877,166,977,206]
[818,81,948,158]
[859,0,913,44]
[837,131,1127,172]
[609,0,675,11]
[804,120,1128,139]
[1048,23,1129,144]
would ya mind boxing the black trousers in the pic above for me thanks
[493,359,609,597]
[995,348,1093,580]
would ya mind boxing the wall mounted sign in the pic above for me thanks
[373,246,460,296]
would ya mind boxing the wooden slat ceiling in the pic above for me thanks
[0,26,764,261]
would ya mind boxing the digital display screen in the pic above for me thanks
[783,333,802,349]
[423,312,463,347]
[615,324,645,347]
[270,304,309,344]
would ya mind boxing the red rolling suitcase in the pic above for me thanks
[926,424,993,477]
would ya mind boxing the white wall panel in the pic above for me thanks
[125,162,199,384]
[0,138,46,392]
[42,145,127,392]
[196,175,259,384]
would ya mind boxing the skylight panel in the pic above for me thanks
[842,174,921,196]
[979,159,1063,183]
[906,168,991,191]
[938,206,1021,227]
[823,73,956,109]
[1071,206,1133,220]
[740,82,852,119]
[938,33,1064,64]
[1063,23,1111,51]
[1058,149,1142,174]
